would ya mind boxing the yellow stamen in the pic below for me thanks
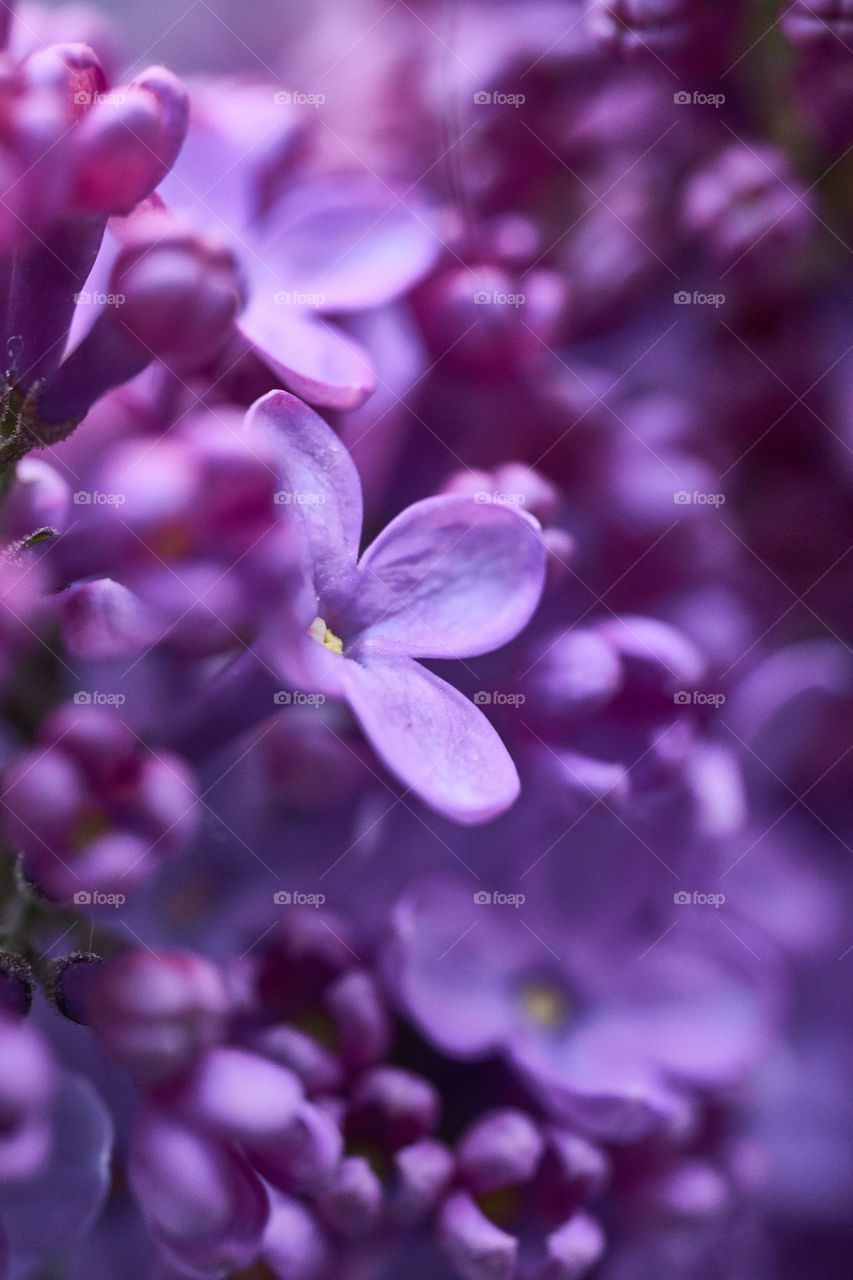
[308,615,343,654]
[521,981,569,1028]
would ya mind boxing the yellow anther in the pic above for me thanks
[521,981,569,1028]
[308,616,343,654]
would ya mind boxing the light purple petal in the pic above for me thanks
[355,496,546,658]
[244,391,362,601]
[341,652,521,823]
[385,876,554,1059]
[237,306,375,411]
[254,178,440,313]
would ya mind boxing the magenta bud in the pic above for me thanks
[248,1099,343,1197]
[592,615,706,700]
[389,1138,455,1226]
[315,1155,383,1239]
[251,1024,344,1095]
[87,949,229,1084]
[347,1066,441,1153]
[165,1047,304,1144]
[262,1192,332,1280]
[522,629,623,724]
[541,1213,606,1280]
[129,1108,269,1276]
[110,217,245,368]
[70,66,188,215]
[323,969,392,1072]
[439,1190,517,1280]
[457,1108,545,1195]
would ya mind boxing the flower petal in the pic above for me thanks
[237,305,375,411]
[355,495,546,658]
[254,178,440,313]
[340,651,520,823]
[244,390,363,601]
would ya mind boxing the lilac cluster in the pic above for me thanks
[1,0,852,1278]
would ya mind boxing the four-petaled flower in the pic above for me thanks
[247,391,546,824]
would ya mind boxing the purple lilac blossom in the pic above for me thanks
[0,0,851,1277]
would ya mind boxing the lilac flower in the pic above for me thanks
[384,876,775,1140]
[155,80,441,411]
[247,390,546,822]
